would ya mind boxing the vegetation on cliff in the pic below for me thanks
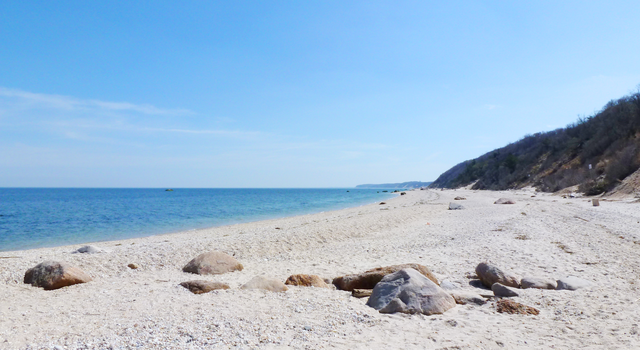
[430,90,640,194]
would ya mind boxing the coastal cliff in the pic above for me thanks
[430,90,640,195]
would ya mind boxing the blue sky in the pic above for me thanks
[1,1,639,187]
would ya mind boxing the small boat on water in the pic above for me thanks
[165,189,174,191]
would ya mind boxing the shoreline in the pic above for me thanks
[2,189,639,349]
[0,188,398,254]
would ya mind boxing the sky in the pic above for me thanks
[1,1,640,188]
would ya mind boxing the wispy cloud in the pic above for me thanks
[0,87,193,115]
[144,127,261,137]
[0,87,265,142]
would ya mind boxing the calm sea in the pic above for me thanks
[0,188,396,252]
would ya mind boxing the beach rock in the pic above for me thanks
[379,202,386,205]
[449,291,486,305]
[285,274,328,288]
[494,198,516,204]
[492,283,519,297]
[333,263,439,291]
[241,276,288,292]
[352,289,373,298]
[439,280,459,291]
[448,202,464,210]
[556,276,593,291]
[24,261,92,290]
[454,196,466,200]
[400,192,406,195]
[366,268,455,315]
[182,251,243,275]
[180,280,230,294]
[127,263,139,270]
[475,262,520,288]
[73,245,103,254]
[521,276,556,289]
[496,299,539,315]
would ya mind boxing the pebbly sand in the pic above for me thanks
[1,189,639,349]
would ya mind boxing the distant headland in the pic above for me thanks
[355,181,432,189]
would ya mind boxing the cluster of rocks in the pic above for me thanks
[472,261,594,314]
[22,249,327,296]
[22,245,593,319]
[475,261,593,294]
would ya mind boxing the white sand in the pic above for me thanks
[1,189,639,349]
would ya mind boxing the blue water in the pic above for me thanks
[0,188,396,252]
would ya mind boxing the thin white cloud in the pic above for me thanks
[0,87,193,115]
[144,127,261,137]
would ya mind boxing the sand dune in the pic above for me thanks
[1,189,639,349]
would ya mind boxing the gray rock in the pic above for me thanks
[449,291,487,305]
[333,263,438,291]
[183,251,243,275]
[241,276,288,292]
[521,276,556,290]
[439,280,460,291]
[366,268,456,315]
[73,245,103,254]
[180,280,230,294]
[448,202,464,210]
[494,198,516,204]
[475,262,520,288]
[24,261,92,290]
[556,276,593,291]
[492,283,519,297]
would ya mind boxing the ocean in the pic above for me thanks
[0,188,397,252]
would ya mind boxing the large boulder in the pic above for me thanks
[333,263,438,291]
[241,276,288,292]
[494,198,516,204]
[24,261,92,290]
[285,274,328,288]
[182,251,243,275]
[439,280,460,291]
[366,268,455,315]
[556,276,593,291]
[180,280,230,294]
[521,276,557,290]
[475,262,520,288]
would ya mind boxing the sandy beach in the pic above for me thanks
[1,189,639,349]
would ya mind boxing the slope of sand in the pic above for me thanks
[1,189,639,349]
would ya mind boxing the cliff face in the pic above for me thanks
[430,91,640,195]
